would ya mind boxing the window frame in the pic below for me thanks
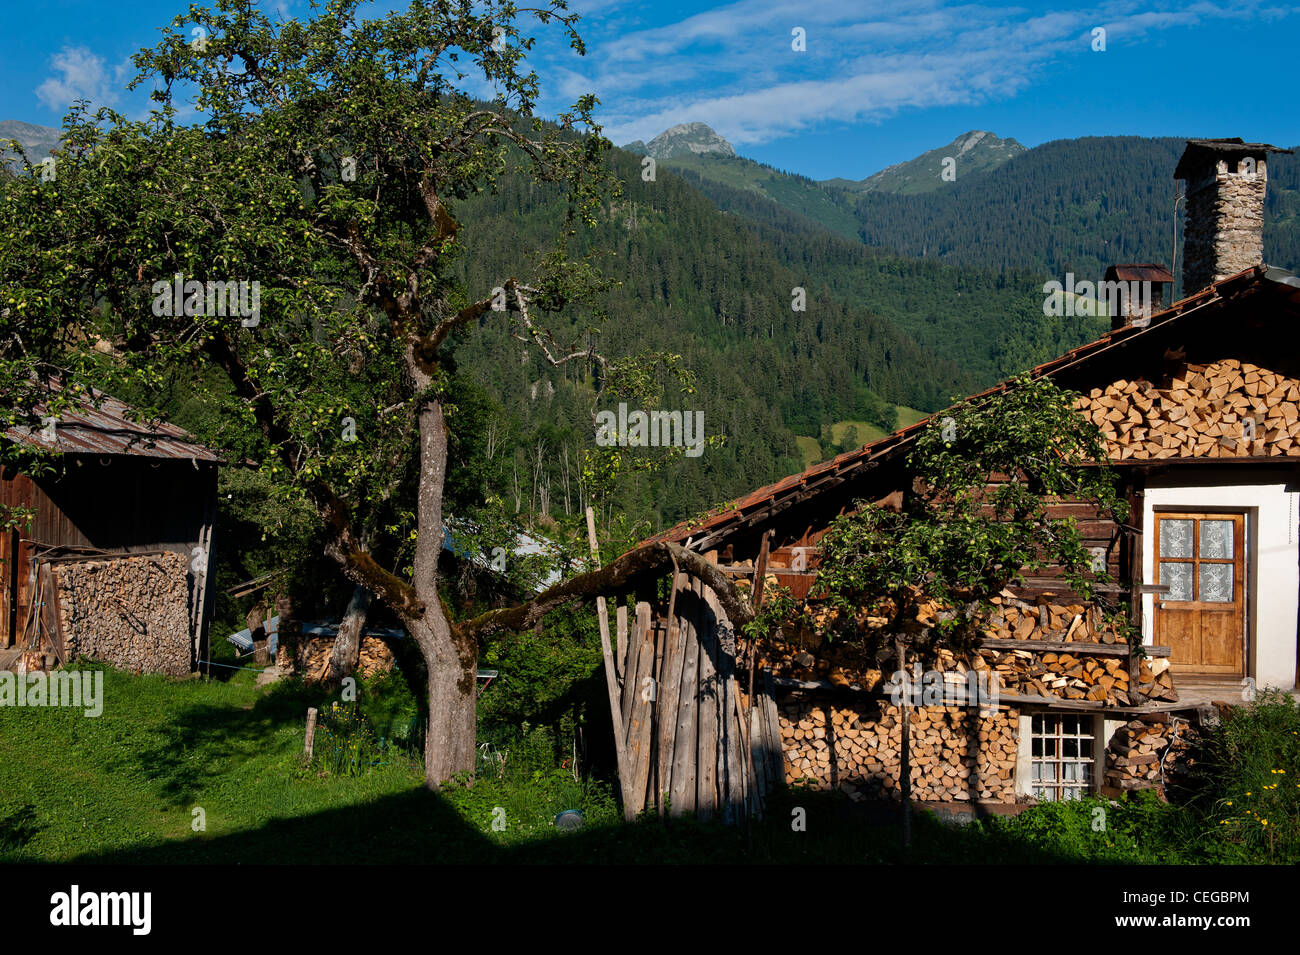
[1026,712,1098,802]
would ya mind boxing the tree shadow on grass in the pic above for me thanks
[65,786,1083,865]
[70,788,491,864]
[0,804,42,858]
[101,679,336,810]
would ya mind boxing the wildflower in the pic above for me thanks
[1226,801,1232,806]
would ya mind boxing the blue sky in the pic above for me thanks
[3,0,1297,180]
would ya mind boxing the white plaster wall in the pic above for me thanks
[1142,469,1298,690]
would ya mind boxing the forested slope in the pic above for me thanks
[448,147,1111,530]
[679,135,1300,287]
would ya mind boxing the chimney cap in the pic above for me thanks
[1174,138,1292,179]
[1105,263,1174,283]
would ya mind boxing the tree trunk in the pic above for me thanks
[408,383,478,787]
[328,584,370,686]
[409,611,477,787]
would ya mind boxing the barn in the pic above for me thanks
[0,386,219,676]
[599,138,1300,821]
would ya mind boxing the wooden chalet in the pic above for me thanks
[1,386,219,675]
[599,138,1300,820]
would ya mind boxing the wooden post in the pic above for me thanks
[895,635,912,857]
[656,571,686,817]
[586,507,636,820]
[747,529,773,705]
[615,603,629,685]
[304,707,318,759]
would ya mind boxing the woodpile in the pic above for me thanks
[985,598,1117,643]
[1073,359,1300,459]
[780,701,1020,803]
[291,634,397,682]
[1103,713,1193,795]
[761,595,1176,707]
[16,648,49,672]
[50,552,191,676]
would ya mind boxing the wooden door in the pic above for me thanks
[1153,512,1246,677]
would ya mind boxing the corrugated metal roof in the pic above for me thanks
[4,387,220,462]
[638,265,1295,553]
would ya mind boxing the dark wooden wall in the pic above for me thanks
[1,455,218,659]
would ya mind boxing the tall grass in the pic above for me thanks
[1185,689,1300,863]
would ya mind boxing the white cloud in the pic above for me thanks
[35,45,132,112]
[530,0,1291,147]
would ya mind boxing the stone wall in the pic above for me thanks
[780,699,1021,804]
[1183,159,1267,294]
[51,552,192,676]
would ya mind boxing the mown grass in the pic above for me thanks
[796,406,932,467]
[1,665,1295,864]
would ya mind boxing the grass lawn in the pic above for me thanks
[1,665,1293,864]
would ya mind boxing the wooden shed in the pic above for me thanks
[1,387,219,674]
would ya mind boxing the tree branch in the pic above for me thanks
[455,541,753,642]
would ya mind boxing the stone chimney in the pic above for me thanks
[1174,139,1291,295]
[1104,264,1173,330]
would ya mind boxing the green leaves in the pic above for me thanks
[809,375,1127,648]
[1,0,620,591]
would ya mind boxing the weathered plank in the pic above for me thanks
[615,603,629,685]
[624,614,658,814]
[585,507,634,820]
[705,583,751,820]
[696,594,719,821]
[669,581,701,816]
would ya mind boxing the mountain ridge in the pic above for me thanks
[825,129,1027,195]
[622,122,736,160]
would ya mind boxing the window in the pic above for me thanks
[1030,714,1095,801]
[1157,514,1237,603]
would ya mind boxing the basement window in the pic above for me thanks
[1030,713,1096,801]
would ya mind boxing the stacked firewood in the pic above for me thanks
[1103,714,1186,793]
[760,599,1176,706]
[986,600,1118,643]
[1073,359,1300,459]
[16,648,50,672]
[52,553,192,676]
[290,635,396,682]
[780,701,1020,803]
